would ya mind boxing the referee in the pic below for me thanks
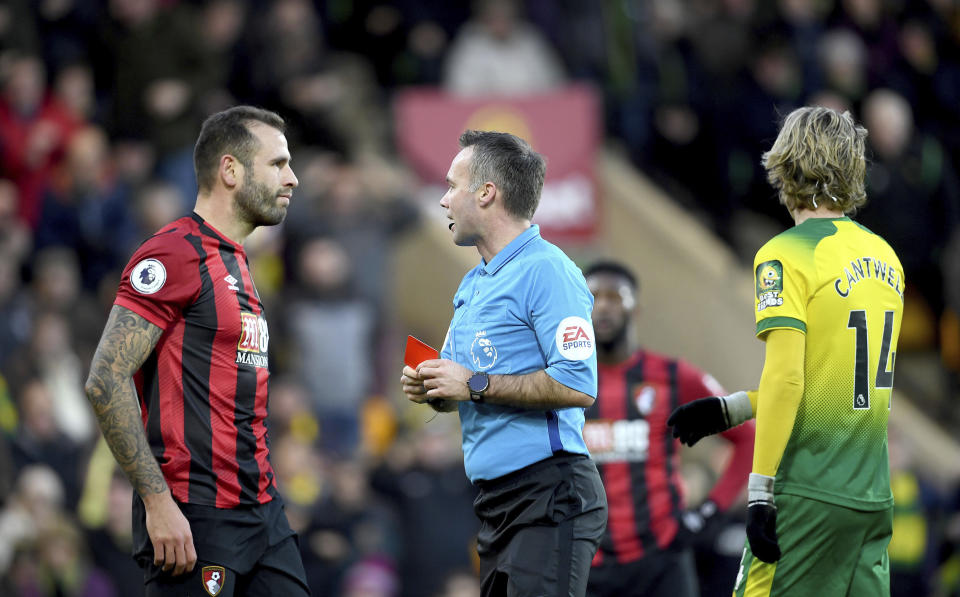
[401,130,608,597]
[85,106,309,596]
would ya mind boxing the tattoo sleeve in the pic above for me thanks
[84,305,167,497]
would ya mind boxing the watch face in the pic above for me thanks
[468,373,488,393]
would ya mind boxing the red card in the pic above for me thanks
[404,335,439,369]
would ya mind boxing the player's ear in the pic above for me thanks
[477,182,496,207]
[220,154,242,189]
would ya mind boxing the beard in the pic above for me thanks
[235,172,287,227]
[596,320,629,354]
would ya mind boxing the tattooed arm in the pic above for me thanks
[85,305,197,575]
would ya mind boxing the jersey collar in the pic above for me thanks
[482,225,540,276]
[190,212,246,252]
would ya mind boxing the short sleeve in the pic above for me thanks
[114,234,200,330]
[753,240,808,338]
[527,256,598,398]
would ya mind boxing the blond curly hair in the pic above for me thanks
[762,107,868,215]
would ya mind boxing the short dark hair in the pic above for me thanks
[194,106,285,193]
[583,260,639,291]
[458,130,546,220]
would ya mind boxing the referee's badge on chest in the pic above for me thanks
[471,330,498,370]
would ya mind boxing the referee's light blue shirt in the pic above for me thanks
[440,225,598,482]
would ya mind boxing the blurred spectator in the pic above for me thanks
[93,0,216,204]
[4,302,96,451]
[286,155,420,393]
[9,378,85,507]
[110,139,155,190]
[0,408,13,492]
[629,1,713,217]
[889,16,960,177]
[887,431,941,597]
[270,434,333,592]
[834,0,900,85]
[197,0,248,115]
[30,0,101,73]
[85,472,143,597]
[288,451,400,597]
[857,88,960,347]
[371,423,478,597]
[51,61,100,125]
[284,236,376,455]
[289,155,419,310]
[0,247,30,372]
[443,0,565,96]
[941,482,960,596]
[771,0,830,95]
[0,52,82,227]
[272,435,325,528]
[711,35,806,249]
[341,555,400,597]
[131,180,187,240]
[27,247,82,314]
[382,1,467,88]
[0,464,65,576]
[0,179,32,261]
[815,28,869,107]
[35,125,138,290]
[267,376,320,445]
[236,0,387,156]
[14,514,116,597]
[0,0,38,55]
[433,570,482,597]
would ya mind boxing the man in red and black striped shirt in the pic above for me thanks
[583,261,754,597]
[85,106,309,596]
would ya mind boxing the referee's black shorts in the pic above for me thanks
[132,495,310,597]
[473,452,608,597]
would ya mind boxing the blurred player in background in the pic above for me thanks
[583,260,754,597]
[669,106,904,595]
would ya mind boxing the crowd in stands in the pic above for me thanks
[0,0,959,595]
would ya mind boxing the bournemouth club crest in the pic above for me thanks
[202,565,225,596]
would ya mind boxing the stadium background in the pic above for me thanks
[0,0,960,595]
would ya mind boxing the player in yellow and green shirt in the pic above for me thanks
[667,106,903,596]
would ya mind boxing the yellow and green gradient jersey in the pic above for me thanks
[754,217,903,510]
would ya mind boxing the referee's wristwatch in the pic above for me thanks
[467,371,489,403]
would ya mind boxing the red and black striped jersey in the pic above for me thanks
[115,213,278,508]
[584,349,754,565]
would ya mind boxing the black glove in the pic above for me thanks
[746,473,781,563]
[667,396,729,446]
[746,503,781,563]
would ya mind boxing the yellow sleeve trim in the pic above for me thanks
[753,328,805,477]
